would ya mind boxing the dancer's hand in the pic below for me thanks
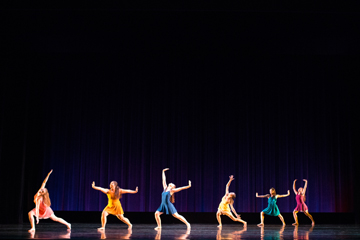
[256,192,259,197]
[92,181,95,188]
[188,180,191,187]
[294,179,297,182]
[135,186,138,193]
[229,175,234,181]
[163,168,169,172]
[48,169,53,175]
[303,179,307,182]
[287,190,290,195]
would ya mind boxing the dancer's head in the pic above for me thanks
[167,183,176,203]
[269,188,276,196]
[38,188,51,206]
[229,192,236,204]
[297,187,304,194]
[110,181,121,199]
[168,183,176,190]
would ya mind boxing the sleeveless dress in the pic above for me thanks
[262,196,280,216]
[103,193,124,215]
[30,197,54,219]
[294,193,308,212]
[218,196,231,213]
[156,191,177,214]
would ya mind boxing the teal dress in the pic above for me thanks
[262,196,280,216]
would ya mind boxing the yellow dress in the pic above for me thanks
[103,193,124,215]
[218,196,231,213]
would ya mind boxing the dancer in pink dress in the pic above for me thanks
[292,179,315,226]
[28,170,71,232]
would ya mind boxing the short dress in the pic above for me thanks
[30,197,54,219]
[156,191,177,215]
[294,193,308,212]
[218,196,231,213]
[262,196,280,216]
[103,193,124,215]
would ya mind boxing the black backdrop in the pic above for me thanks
[1,2,359,224]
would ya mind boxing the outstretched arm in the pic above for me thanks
[38,169,53,192]
[303,179,308,195]
[172,180,191,193]
[277,190,290,198]
[225,175,234,194]
[256,192,270,198]
[92,181,109,194]
[293,179,298,195]
[162,168,169,190]
[121,186,138,194]
[230,203,240,218]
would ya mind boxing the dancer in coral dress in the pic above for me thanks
[216,175,247,228]
[292,179,315,226]
[28,170,71,232]
[92,181,138,230]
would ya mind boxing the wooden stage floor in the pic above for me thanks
[0,223,359,239]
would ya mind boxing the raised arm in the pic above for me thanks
[293,179,298,195]
[277,190,290,198]
[256,192,270,198]
[38,169,53,192]
[92,181,109,194]
[225,175,234,194]
[303,179,308,195]
[172,180,191,193]
[121,186,139,194]
[162,168,169,190]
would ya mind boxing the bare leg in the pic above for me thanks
[49,214,71,230]
[173,213,191,228]
[98,211,109,230]
[292,210,299,225]
[224,212,247,226]
[28,211,36,232]
[257,212,265,227]
[216,210,222,228]
[117,214,132,229]
[304,211,315,225]
[278,214,286,226]
[154,211,163,230]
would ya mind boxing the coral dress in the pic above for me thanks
[262,196,280,216]
[218,196,231,213]
[294,193,308,212]
[103,193,124,215]
[30,197,54,219]
[156,191,177,214]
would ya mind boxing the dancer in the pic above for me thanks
[28,169,71,232]
[292,179,315,226]
[154,168,191,230]
[256,188,290,226]
[216,175,247,228]
[92,181,138,230]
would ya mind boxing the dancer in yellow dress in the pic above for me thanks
[216,175,247,228]
[92,181,138,230]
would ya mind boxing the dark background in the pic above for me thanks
[1,1,359,224]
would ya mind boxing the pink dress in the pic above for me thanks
[294,193,308,212]
[31,198,54,219]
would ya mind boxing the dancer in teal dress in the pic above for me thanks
[256,188,290,226]
[154,168,191,230]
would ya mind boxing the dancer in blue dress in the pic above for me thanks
[256,188,290,226]
[154,168,191,230]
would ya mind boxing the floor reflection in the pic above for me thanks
[155,228,190,239]
[98,228,132,239]
[28,230,71,239]
[216,226,247,239]
[293,225,314,239]
[260,225,285,240]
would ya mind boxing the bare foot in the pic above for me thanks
[186,224,191,229]
[243,222,247,227]
[257,223,264,227]
[67,223,71,230]
[282,223,286,226]
[312,222,315,226]
[28,228,35,232]
[292,223,298,226]
[217,225,222,228]
[154,227,161,230]
[128,224,132,230]
[98,227,105,231]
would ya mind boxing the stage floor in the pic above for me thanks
[0,223,359,239]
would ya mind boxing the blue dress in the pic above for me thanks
[156,191,177,214]
[262,196,280,216]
